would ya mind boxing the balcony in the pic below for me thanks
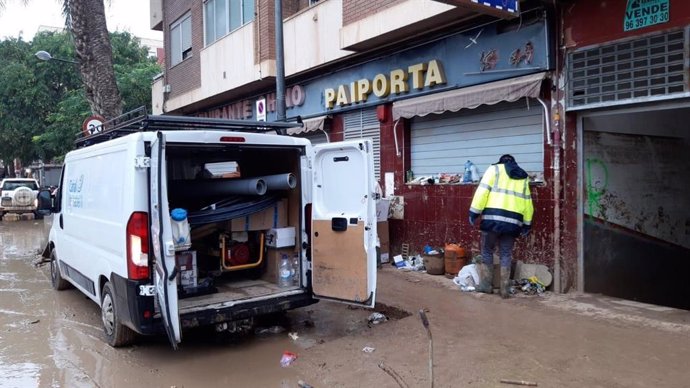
[339,0,509,51]
[283,0,352,76]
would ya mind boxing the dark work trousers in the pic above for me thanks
[481,231,516,268]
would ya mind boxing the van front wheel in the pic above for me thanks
[50,250,70,291]
[101,282,136,347]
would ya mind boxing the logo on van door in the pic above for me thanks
[67,174,84,208]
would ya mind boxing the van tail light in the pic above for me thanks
[127,212,150,280]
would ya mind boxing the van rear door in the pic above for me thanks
[311,140,377,307]
[150,132,181,348]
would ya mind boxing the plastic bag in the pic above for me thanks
[453,264,480,291]
[280,351,298,367]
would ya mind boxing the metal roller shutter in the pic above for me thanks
[343,109,380,179]
[410,99,544,179]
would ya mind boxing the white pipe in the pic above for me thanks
[536,97,552,145]
[393,119,401,157]
[173,178,267,197]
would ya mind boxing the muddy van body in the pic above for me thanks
[39,114,377,349]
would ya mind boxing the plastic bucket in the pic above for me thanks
[423,254,445,275]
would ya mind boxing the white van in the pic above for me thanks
[38,114,377,349]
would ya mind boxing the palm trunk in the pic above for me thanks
[67,0,122,120]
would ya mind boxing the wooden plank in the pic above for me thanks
[312,220,368,303]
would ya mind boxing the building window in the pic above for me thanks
[170,13,192,66]
[309,0,321,5]
[204,0,256,46]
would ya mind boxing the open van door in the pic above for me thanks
[311,139,377,307]
[150,132,181,349]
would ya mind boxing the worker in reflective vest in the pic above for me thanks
[469,154,534,298]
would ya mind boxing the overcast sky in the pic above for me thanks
[0,0,163,41]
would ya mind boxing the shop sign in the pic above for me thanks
[624,0,669,32]
[324,60,446,109]
[198,85,305,120]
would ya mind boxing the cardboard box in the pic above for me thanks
[376,198,390,222]
[175,251,197,288]
[229,199,288,232]
[262,247,296,283]
[377,221,389,263]
[266,227,296,248]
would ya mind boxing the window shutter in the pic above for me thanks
[343,109,380,179]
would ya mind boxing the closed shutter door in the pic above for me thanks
[410,99,544,179]
[343,109,380,179]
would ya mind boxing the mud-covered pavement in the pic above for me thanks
[2,220,690,388]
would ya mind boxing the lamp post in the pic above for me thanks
[34,50,79,64]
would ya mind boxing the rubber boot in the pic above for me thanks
[500,266,512,299]
[476,263,493,294]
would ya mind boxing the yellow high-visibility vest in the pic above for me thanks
[470,164,533,227]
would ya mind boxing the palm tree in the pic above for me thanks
[1,0,123,119]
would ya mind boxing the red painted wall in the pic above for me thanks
[563,0,690,48]
[377,104,557,268]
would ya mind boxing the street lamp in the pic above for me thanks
[34,50,78,64]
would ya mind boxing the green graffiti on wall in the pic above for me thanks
[585,158,608,217]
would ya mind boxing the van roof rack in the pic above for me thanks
[75,106,303,149]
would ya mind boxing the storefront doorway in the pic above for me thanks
[578,102,690,309]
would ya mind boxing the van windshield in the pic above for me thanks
[1,180,39,191]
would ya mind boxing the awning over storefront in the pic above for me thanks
[287,116,328,135]
[392,72,547,120]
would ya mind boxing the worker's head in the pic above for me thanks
[498,154,516,164]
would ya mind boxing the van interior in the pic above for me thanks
[164,143,306,316]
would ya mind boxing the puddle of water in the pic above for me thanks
[0,359,41,388]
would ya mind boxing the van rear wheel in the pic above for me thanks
[101,282,136,347]
[50,250,70,290]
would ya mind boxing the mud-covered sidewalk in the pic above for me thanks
[296,267,690,387]
[2,220,690,388]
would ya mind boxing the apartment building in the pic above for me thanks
[149,0,565,288]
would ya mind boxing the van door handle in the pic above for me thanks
[59,214,63,229]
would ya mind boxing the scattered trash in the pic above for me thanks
[500,379,538,386]
[368,312,388,325]
[280,351,298,367]
[297,380,314,388]
[288,332,299,341]
[515,276,546,295]
[393,254,425,271]
[362,346,376,353]
[29,319,40,324]
[453,264,480,292]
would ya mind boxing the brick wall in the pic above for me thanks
[254,0,304,64]
[164,0,202,101]
[342,0,405,25]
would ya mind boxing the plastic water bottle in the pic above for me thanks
[170,208,191,250]
[279,254,292,288]
[463,160,473,183]
[292,254,300,286]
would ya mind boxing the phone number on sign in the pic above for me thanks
[625,12,669,31]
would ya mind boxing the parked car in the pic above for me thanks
[0,178,41,218]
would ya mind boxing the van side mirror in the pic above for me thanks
[37,189,54,215]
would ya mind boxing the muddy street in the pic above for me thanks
[2,220,690,388]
